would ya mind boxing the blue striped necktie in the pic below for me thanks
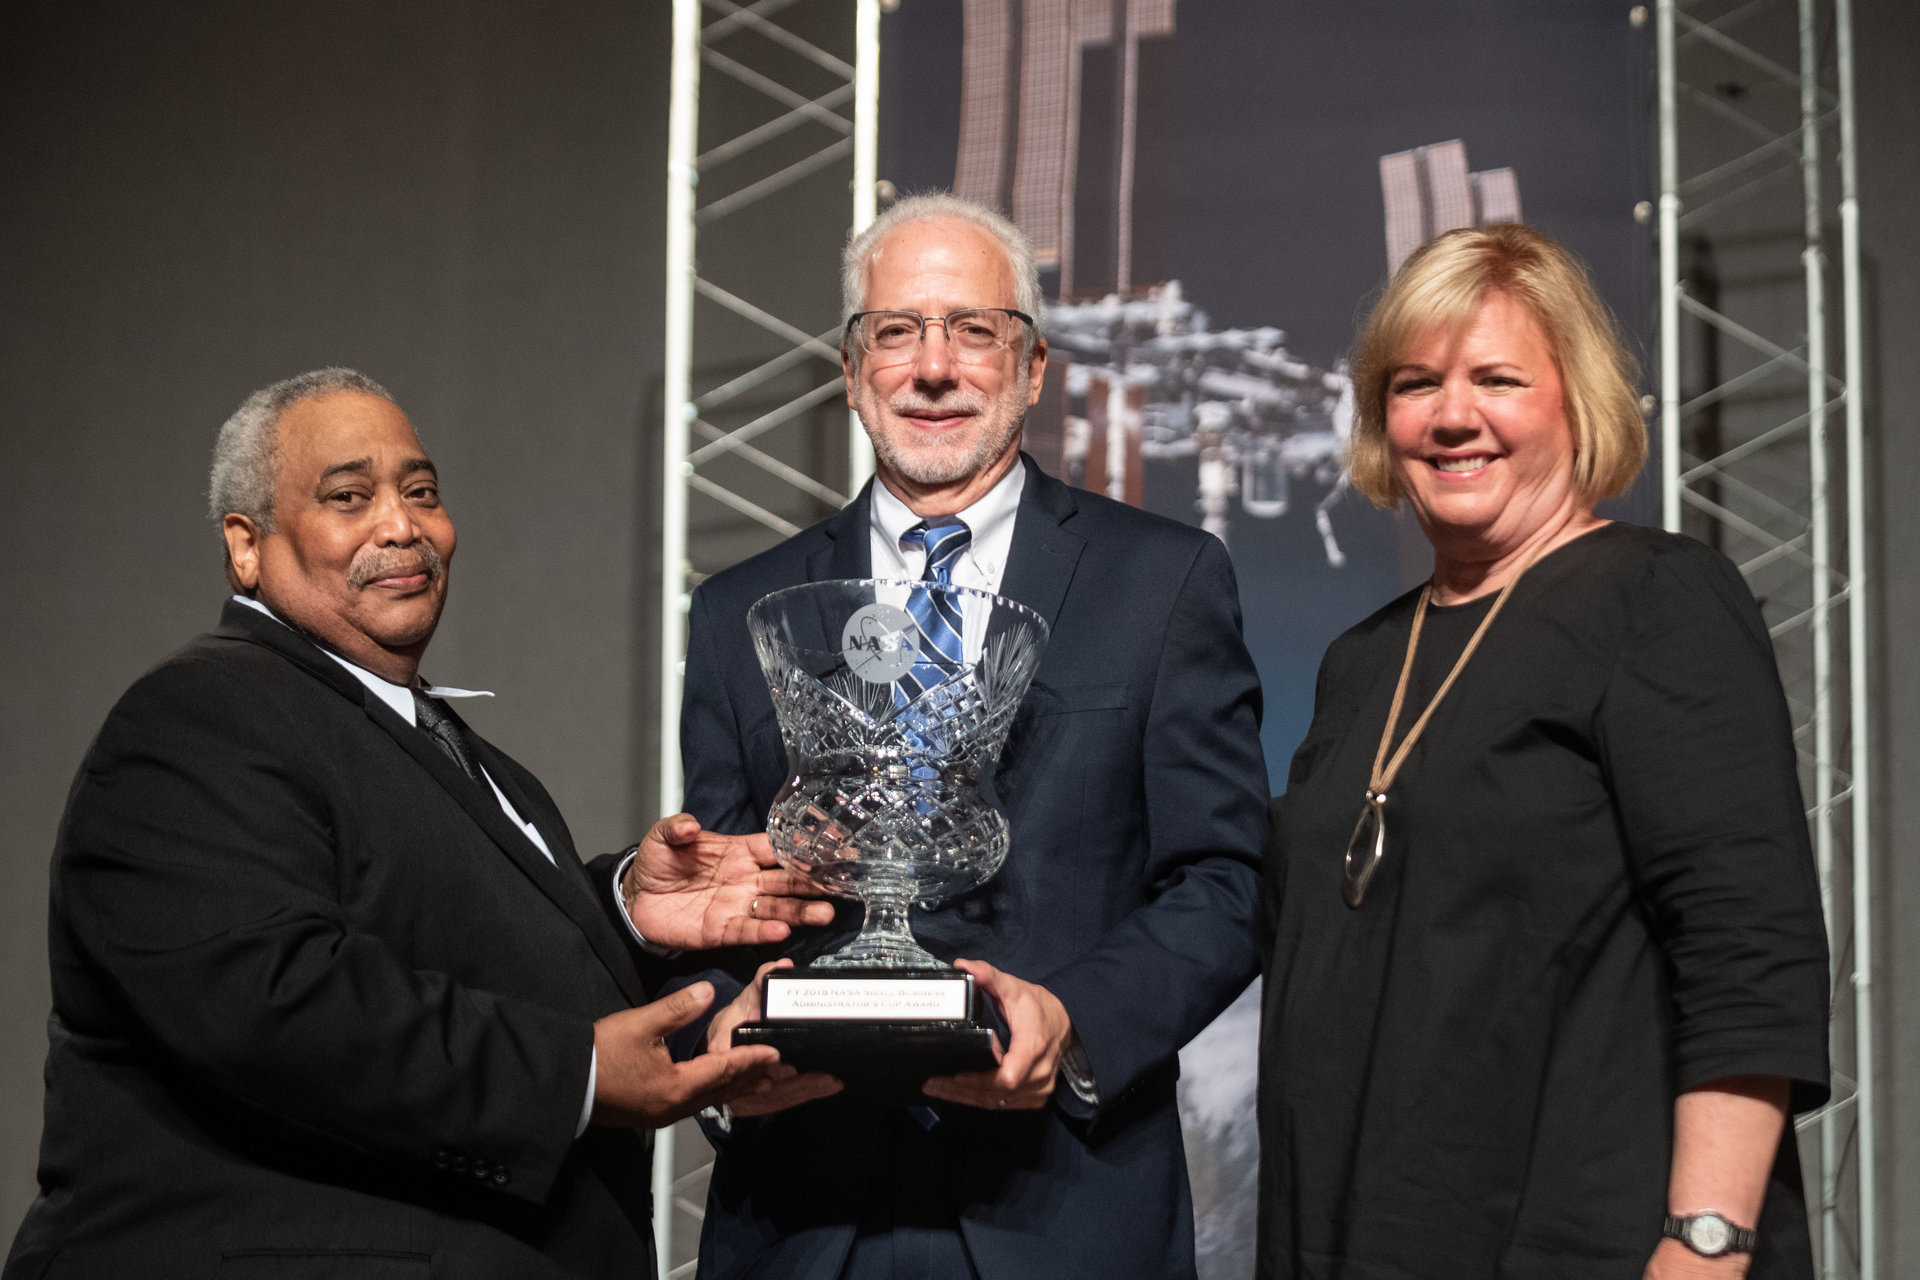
[898,517,971,700]
[898,515,972,1137]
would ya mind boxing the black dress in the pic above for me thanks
[1256,524,1830,1279]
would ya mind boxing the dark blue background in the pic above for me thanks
[880,0,1653,785]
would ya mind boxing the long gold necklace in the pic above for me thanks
[1341,548,1544,908]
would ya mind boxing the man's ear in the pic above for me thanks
[842,343,859,408]
[1025,336,1049,406]
[222,514,264,593]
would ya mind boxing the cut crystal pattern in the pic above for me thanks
[748,580,1050,969]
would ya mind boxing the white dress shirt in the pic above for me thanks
[868,456,1024,593]
[229,594,596,1134]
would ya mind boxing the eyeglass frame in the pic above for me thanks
[842,307,1037,364]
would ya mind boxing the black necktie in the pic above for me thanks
[412,688,478,781]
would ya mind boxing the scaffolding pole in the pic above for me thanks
[654,4,701,1268]
[1833,0,1875,1267]
[1658,0,1682,532]
[850,0,881,491]
[654,3,880,1274]
[1654,0,1873,1275]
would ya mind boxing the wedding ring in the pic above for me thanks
[749,897,760,919]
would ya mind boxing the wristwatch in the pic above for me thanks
[1662,1211,1756,1258]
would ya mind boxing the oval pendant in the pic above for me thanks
[1341,792,1387,908]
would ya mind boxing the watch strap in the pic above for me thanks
[1662,1212,1756,1257]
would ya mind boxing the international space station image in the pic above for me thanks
[947,0,1522,568]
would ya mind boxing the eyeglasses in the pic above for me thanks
[846,308,1034,363]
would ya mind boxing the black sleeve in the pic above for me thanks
[59,658,594,1203]
[582,848,674,997]
[1595,542,1831,1110]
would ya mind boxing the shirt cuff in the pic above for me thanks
[578,1047,597,1138]
[611,847,682,958]
[1058,1030,1100,1105]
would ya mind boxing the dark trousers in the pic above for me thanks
[838,1109,979,1280]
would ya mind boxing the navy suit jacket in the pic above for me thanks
[678,460,1268,1279]
[6,602,664,1280]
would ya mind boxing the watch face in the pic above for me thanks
[1688,1215,1732,1254]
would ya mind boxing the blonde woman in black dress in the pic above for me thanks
[1257,224,1829,1280]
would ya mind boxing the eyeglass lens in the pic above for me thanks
[857,310,1020,356]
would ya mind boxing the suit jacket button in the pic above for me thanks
[451,1155,468,1173]
[492,1169,511,1187]
[471,1159,491,1179]
[434,1151,452,1170]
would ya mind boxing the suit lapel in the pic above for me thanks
[466,731,580,867]
[462,725,651,1008]
[218,601,648,1005]
[217,600,370,704]
[813,464,1085,633]
[996,456,1085,632]
[811,481,873,582]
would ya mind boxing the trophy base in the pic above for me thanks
[732,966,1001,1099]
[733,1022,997,1097]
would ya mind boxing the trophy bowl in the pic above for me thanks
[748,578,1049,968]
[734,578,1048,1091]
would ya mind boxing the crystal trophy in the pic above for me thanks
[731,579,1049,1091]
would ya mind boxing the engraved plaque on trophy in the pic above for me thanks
[731,579,1049,1093]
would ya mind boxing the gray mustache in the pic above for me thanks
[890,395,987,416]
[347,542,444,590]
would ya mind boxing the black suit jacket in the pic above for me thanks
[678,460,1269,1279]
[6,602,664,1280]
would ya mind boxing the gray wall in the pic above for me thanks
[0,0,674,1224]
[1,1,1914,1269]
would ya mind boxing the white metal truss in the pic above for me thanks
[657,1,880,1275]
[1654,0,1873,1275]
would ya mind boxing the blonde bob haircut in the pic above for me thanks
[1347,222,1647,509]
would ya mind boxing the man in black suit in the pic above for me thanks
[676,195,1270,1278]
[5,369,835,1280]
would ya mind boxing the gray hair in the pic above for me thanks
[208,367,395,532]
[840,192,1044,363]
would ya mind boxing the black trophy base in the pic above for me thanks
[734,1022,997,1095]
[732,965,1001,1100]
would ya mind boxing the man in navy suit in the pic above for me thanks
[676,194,1270,1279]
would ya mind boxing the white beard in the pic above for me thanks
[855,366,1030,487]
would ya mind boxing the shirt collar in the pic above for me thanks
[869,455,1025,556]
[228,594,493,726]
